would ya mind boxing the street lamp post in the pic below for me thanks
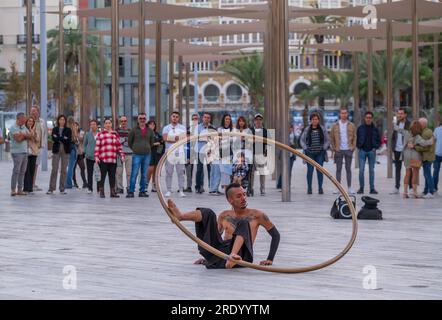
[26,0,33,115]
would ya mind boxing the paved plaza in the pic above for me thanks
[0,154,441,300]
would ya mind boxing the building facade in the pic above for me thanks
[170,0,360,126]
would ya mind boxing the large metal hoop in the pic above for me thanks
[155,131,358,273]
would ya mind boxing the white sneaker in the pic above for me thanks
[165,191,171,197]
[422,193,434,199]
[390,188,400,195]
[179,191,186,198]
[333,190,340,195]
[348,188,355,195]
[87,190,92,194]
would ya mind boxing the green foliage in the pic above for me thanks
[218,53,264,110]
[310,67,354,108]
[4,61,25,111]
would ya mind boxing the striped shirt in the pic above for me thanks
[309,128,323,153]
[94,130,124,163]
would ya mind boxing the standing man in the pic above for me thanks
[195,112,215,194]
[9,113,31,196]
[330,108,357,194]
[184,113,200,193]
[390,108,411,194]
[250,113,268,196]
[116,115,132,194]
[415,118,435,198]
[356,111,381,195]
[162,111,187,198]
[30,105,47,191]
[433,121,442,194]
[126,113,154,198]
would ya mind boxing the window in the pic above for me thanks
[290,55,300,70]
[181,85,195,99]
[204,84,220,102]
[131,56,138,77]
[294,82,310,96]
[226,84,243,101]
[324,54,339,69]
[132,85,139,110]
[119,57,124,77]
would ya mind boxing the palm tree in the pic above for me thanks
[302,1,346,109]
[4,62,25,111]
[294,88,317,128]
[218,53,264,113]
[358,50,432,108]
[311,67,354,109]
[46,27,101,115]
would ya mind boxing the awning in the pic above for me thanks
[77,2,261,21]
[303,38,439,52]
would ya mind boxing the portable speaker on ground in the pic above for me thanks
[330,195,356,219]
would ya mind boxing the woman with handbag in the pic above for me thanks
[397,121,433,198]
[146,120,164,193]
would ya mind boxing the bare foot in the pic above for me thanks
[193,258,207,265]
[167,199,182,221]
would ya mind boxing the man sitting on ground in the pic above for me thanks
[167,182,280,269]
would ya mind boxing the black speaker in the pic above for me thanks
[330,195,356,219]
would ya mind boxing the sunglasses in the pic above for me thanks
[139,117,146,120]
[120,120,127,122]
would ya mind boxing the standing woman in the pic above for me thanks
[300,112,330,195]
[47,115,71,194]
[72,122,87,189]
[94,118,125,198]
[146,120,164,192]
[218,114,234,193]
[84,119,99,194]
[396,120,433,198]
[23,117,40,193]
[65,116,77,189]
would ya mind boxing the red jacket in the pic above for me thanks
[94,130,125,163]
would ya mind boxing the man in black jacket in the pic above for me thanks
[357,111,381,195]
[390,108,411,194]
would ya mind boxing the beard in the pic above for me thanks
[240,202,248,209]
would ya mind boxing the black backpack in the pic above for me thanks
[358,196,383,220]
[330,195,356,219]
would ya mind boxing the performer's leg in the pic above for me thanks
[167,199,202,222]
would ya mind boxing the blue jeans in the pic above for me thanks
[129,154,151,193]
[305,151,325,191]
[358,149,376,191]
[65,147,77,189]
[209,162,221,192]
[423,160,435,195]
[277,155,295,189]
[433,155,442,191]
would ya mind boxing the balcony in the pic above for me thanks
[16,34,40,45]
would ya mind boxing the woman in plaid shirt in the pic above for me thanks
[94,118,125,198]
